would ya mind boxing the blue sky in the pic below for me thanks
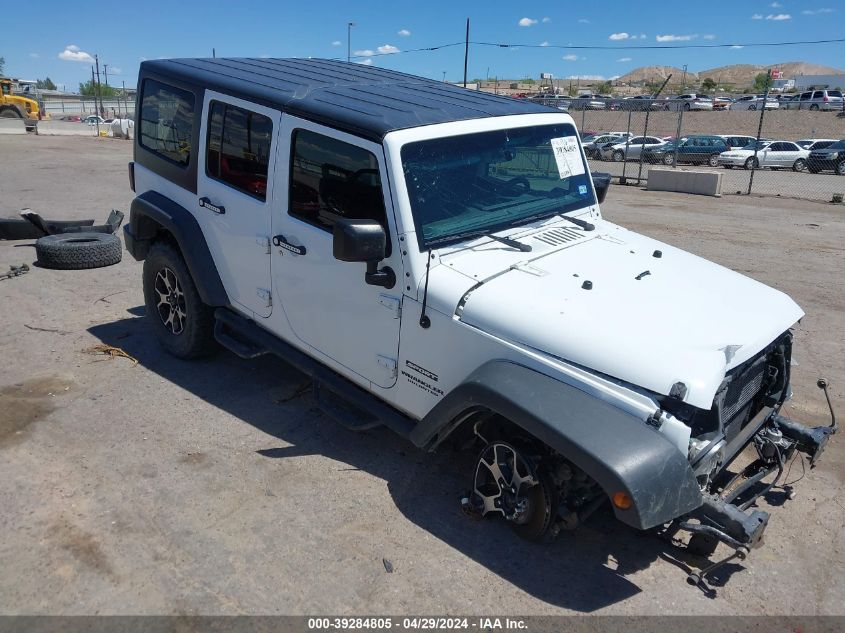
[3,0,842,90]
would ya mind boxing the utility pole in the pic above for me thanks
[212,48,216,58]
[681,64,687,92]
[347,22,355,63]
[442,71,446,82]
[90,66,100,136]
[94,54,104,118]
[103,64,109,86]
[463,18,470,88]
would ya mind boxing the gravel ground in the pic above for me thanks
[0,134,843,615]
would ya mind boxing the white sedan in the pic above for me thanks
[729,95,780,111]
[717,140,810,171]
[600,136,668,161]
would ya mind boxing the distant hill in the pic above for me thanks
[618,61,845,88]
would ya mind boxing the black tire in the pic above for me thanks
[837,161,845,176]
[809,104,820,111]
[0,107,23,119]
[744,157,758,170]
[35,232,121,269]
[662,153,675,166]
[683,103,691,111]
[708,154,720,167]
[142,240,217,359]
[748,104,756,111]
[792,159,807,172]
[612,150,625,162]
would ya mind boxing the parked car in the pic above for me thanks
[718,135,759,150]
[60,115,82,122]
[568,95,606,110]
[83,115,107,125]
[600,135,667,161]
[717,140,809,170]
[784,89,844,111]
[795,138,837,151]
[712,96,732,110]
[123,57,827,566]
[643,135,728,166]
[581,133,628,159]
[729,95,779,111]
[807,139,845,174]
[668,94,714,111]
[621,95,663,111]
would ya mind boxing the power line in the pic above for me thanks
[470,37,845,50]
[334,41,464,62]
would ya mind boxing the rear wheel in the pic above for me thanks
[837,161,845,176]
[683,103,691,111]
[0,107,23,119]
[471,442,558,542]
[749,104,757,111]
[809,104,820,111]
[792,158,807,172]
[744,157,758,170]
[143,241,217,359]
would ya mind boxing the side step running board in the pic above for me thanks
[213,308,415,438]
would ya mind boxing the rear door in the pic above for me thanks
[196,92,280,318]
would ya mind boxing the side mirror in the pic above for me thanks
[592,172,611,204]
[333,218,386,262]
[332,218,395,289]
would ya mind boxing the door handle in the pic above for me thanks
[199,197,225,214]
[272,234,306,256]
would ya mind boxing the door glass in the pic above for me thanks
[206,101,273,200]
[289,129,389,234]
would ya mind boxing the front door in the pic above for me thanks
[270,116,403,388]
[196,91,280,318]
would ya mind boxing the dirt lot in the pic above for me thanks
[1,134,843,615]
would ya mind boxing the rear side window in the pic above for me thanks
[289,129,388,232]
[206,101,273,201]
[828,91,842,98]
[139,79,195,166]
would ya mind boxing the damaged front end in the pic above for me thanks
[658,332,836,587]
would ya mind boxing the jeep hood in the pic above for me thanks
[447,222,803,409]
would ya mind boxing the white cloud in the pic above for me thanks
[353,49,375,57]
[702,34,716,40]
[356,58,373,65]
[656,34,698,42]
[566,74,605,80]
[542,17,551,23]
[802,8,833,15]
[58,44,94,63]
[518,17,538,27]
[377,44,400,54]
[29,52,39,58]
[766,13,791,20]
[331,40,342,46]
[609,32,629,40]
[562,54,579,61]
[139,56,148,61]
[617,57,632,62]
[108,67,122,75]
[540,41,549,47]
[397,28,411,36]
[752,14,763,19]
[578,18,590,23]
[730,45,744,49]
[770,1,782,6]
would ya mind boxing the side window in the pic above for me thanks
[629,137,644,144]
[769,143,786,151]
[812,91,823,99]
[139,79,195,166]
[206,101,273,201]
[289,129,388,233]
[800,92,812,101]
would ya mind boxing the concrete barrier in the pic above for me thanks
[0,119,27,135]
[647,168,722,197]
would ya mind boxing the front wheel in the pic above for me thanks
[662,153,675,166]
[837,161,845,176]
[744,157,759,170]
[471,442,558,542]
[612,150,625,162]
[792,158,807,172]
[143,241,217,359]
[708,154,720,167]
[809,104,820,111]
[748,104,757,111]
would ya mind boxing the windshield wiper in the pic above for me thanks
[427,227,532,251]
[484,231,532,252]
[557,214,595,231]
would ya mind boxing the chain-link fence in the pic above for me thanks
[558,97,845,202]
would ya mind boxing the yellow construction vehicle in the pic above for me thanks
[0,77,40,131]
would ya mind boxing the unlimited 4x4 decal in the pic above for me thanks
[402,360,443,397]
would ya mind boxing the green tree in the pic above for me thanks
[596,81,613,94]
[78,80,120,97]
[752,72,772,93]
[36,77,57,90]
[701,77,717,91]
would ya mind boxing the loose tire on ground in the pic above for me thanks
[142,240,217,359]
[35,232,122,269]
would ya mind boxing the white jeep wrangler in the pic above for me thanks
[124,58,835,585]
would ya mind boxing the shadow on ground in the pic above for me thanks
[89,310,714,611]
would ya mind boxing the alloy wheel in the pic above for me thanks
[154,267,187,335]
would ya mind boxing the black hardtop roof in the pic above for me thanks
[141,57,556,140]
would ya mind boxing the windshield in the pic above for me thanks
[401,123,595,249]
[827,140,845,150]
[744,141,769,151]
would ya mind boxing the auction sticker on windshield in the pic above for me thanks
[550,136,585,179]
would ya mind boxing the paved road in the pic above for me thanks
[1,135,843,615]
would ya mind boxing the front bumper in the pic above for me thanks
[717,156,747,166]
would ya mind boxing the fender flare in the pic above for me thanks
[124,190,229,307]
[412,360,703,529]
